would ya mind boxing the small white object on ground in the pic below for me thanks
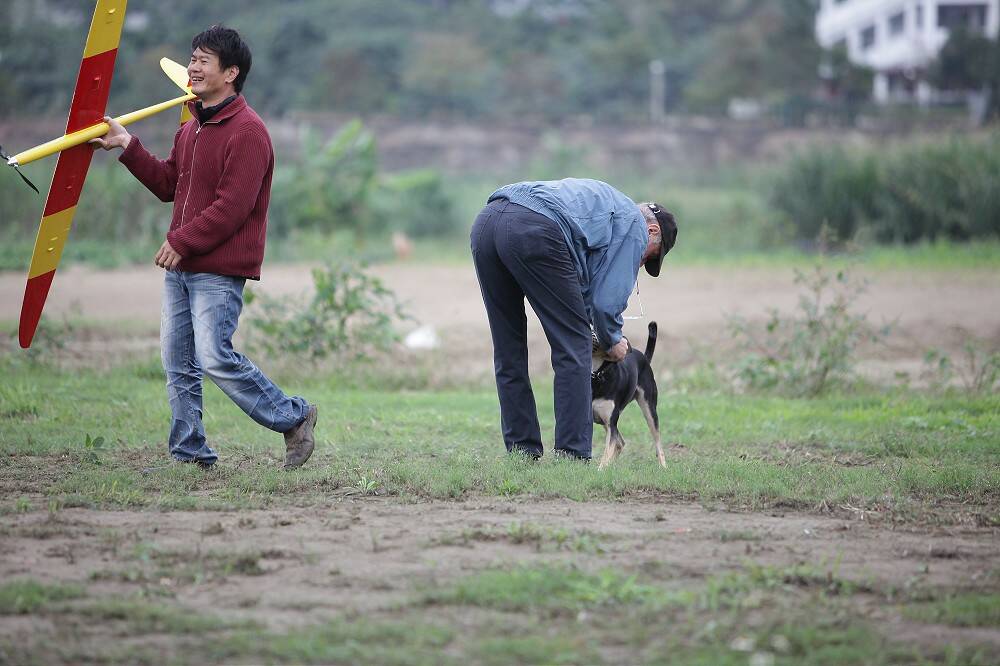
[404,325,440,350]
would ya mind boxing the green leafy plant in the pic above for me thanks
[922,342,1000,393]
[0,383,40,419]
[270,120,378,239]
[82,434,108,465]
[7,314,77,365]
[0,580,85,614]
[729,264,887,396]
[246,262,410,361]
[769,148,880,246]
[352,471,382,496]
[375,169,458,238]
[770,136,1000,246]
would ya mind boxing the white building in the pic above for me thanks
[816,0,1000,103]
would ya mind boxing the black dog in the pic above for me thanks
[591,322,664,469]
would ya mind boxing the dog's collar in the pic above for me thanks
[591,361,613,381]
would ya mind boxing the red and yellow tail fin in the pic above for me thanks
[19,0,127,348]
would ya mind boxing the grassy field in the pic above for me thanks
[1,359,998,513]
[1,178,998,662]
[1,349,998,664]
[4,107,999,665]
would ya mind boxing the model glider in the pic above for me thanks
[1,0,196,348]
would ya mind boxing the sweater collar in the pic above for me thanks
[195,94,237,123]
[187,94,247,125]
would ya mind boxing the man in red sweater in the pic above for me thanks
[92,26,317,469]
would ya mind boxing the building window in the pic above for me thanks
[861,24,877,50]
[889,11,906,36]
[937,4,988,31]
[916,4,923,28]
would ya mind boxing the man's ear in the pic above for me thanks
[226,66,239,85]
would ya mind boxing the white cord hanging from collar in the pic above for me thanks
[622,279,645,321]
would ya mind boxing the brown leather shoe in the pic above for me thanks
[284,405,318,469]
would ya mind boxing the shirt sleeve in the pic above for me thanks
[166,129,271,257]
[587,211,646,351]
[119,129,182,203]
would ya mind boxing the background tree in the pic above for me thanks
[929,27,1000,121]
[1,0,842,123]
[684,0,823,117]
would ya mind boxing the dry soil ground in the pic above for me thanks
[1,263,998,663]
[2,499,999,661]
[2,262,998,379]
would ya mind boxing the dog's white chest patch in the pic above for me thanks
[592,398,615,423]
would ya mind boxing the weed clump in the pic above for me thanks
[245,261,409,363]
[729,262,887,397]
[922,342,1000,394]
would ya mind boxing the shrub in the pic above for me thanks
[271,120,460,242]
[5,311,76,365]
[270,120,378,239]
[5,120,463,270]
[728,264,887,396]
[922,342,1000,393]
[770,136,1000,246]
[245,262,409,362]
[874,138,1000,243]
[770,147,880,245]
[375,169,458,238]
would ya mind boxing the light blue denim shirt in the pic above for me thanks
[489,178,647,350]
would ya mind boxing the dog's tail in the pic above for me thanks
[644,321,658,362]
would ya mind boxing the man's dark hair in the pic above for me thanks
[191,25,252,93]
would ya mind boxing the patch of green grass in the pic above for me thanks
[91,543,280,586]
[714,529,763,543]
[431,522,607,553]
[0,383,40,419]
[0,360,996,514]
[5,560,993,665]
[0,580,86,614]
[470,635,602,666]
[640,620,916,666]
[699,562,861,610]
[422,566,663,614]
[52,469,146,507]
[502,522,607,553]
[903,593,1000,628]
[414,563,973,664]
[72,596,257,634]
[207,618,455,666]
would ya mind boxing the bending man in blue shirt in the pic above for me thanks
[471,178,677,460]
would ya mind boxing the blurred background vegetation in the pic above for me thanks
[0,0,998,269]
[2,0,834,121]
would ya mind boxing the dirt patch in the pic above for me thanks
[2,499,998,647]
[1,263,998,383]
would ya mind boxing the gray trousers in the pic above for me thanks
[470,198,593,459]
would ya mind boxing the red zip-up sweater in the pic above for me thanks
[119,95,273,279]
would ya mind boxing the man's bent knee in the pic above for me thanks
[196,350,240,379]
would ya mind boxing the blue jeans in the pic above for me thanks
[161,271,309,464]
